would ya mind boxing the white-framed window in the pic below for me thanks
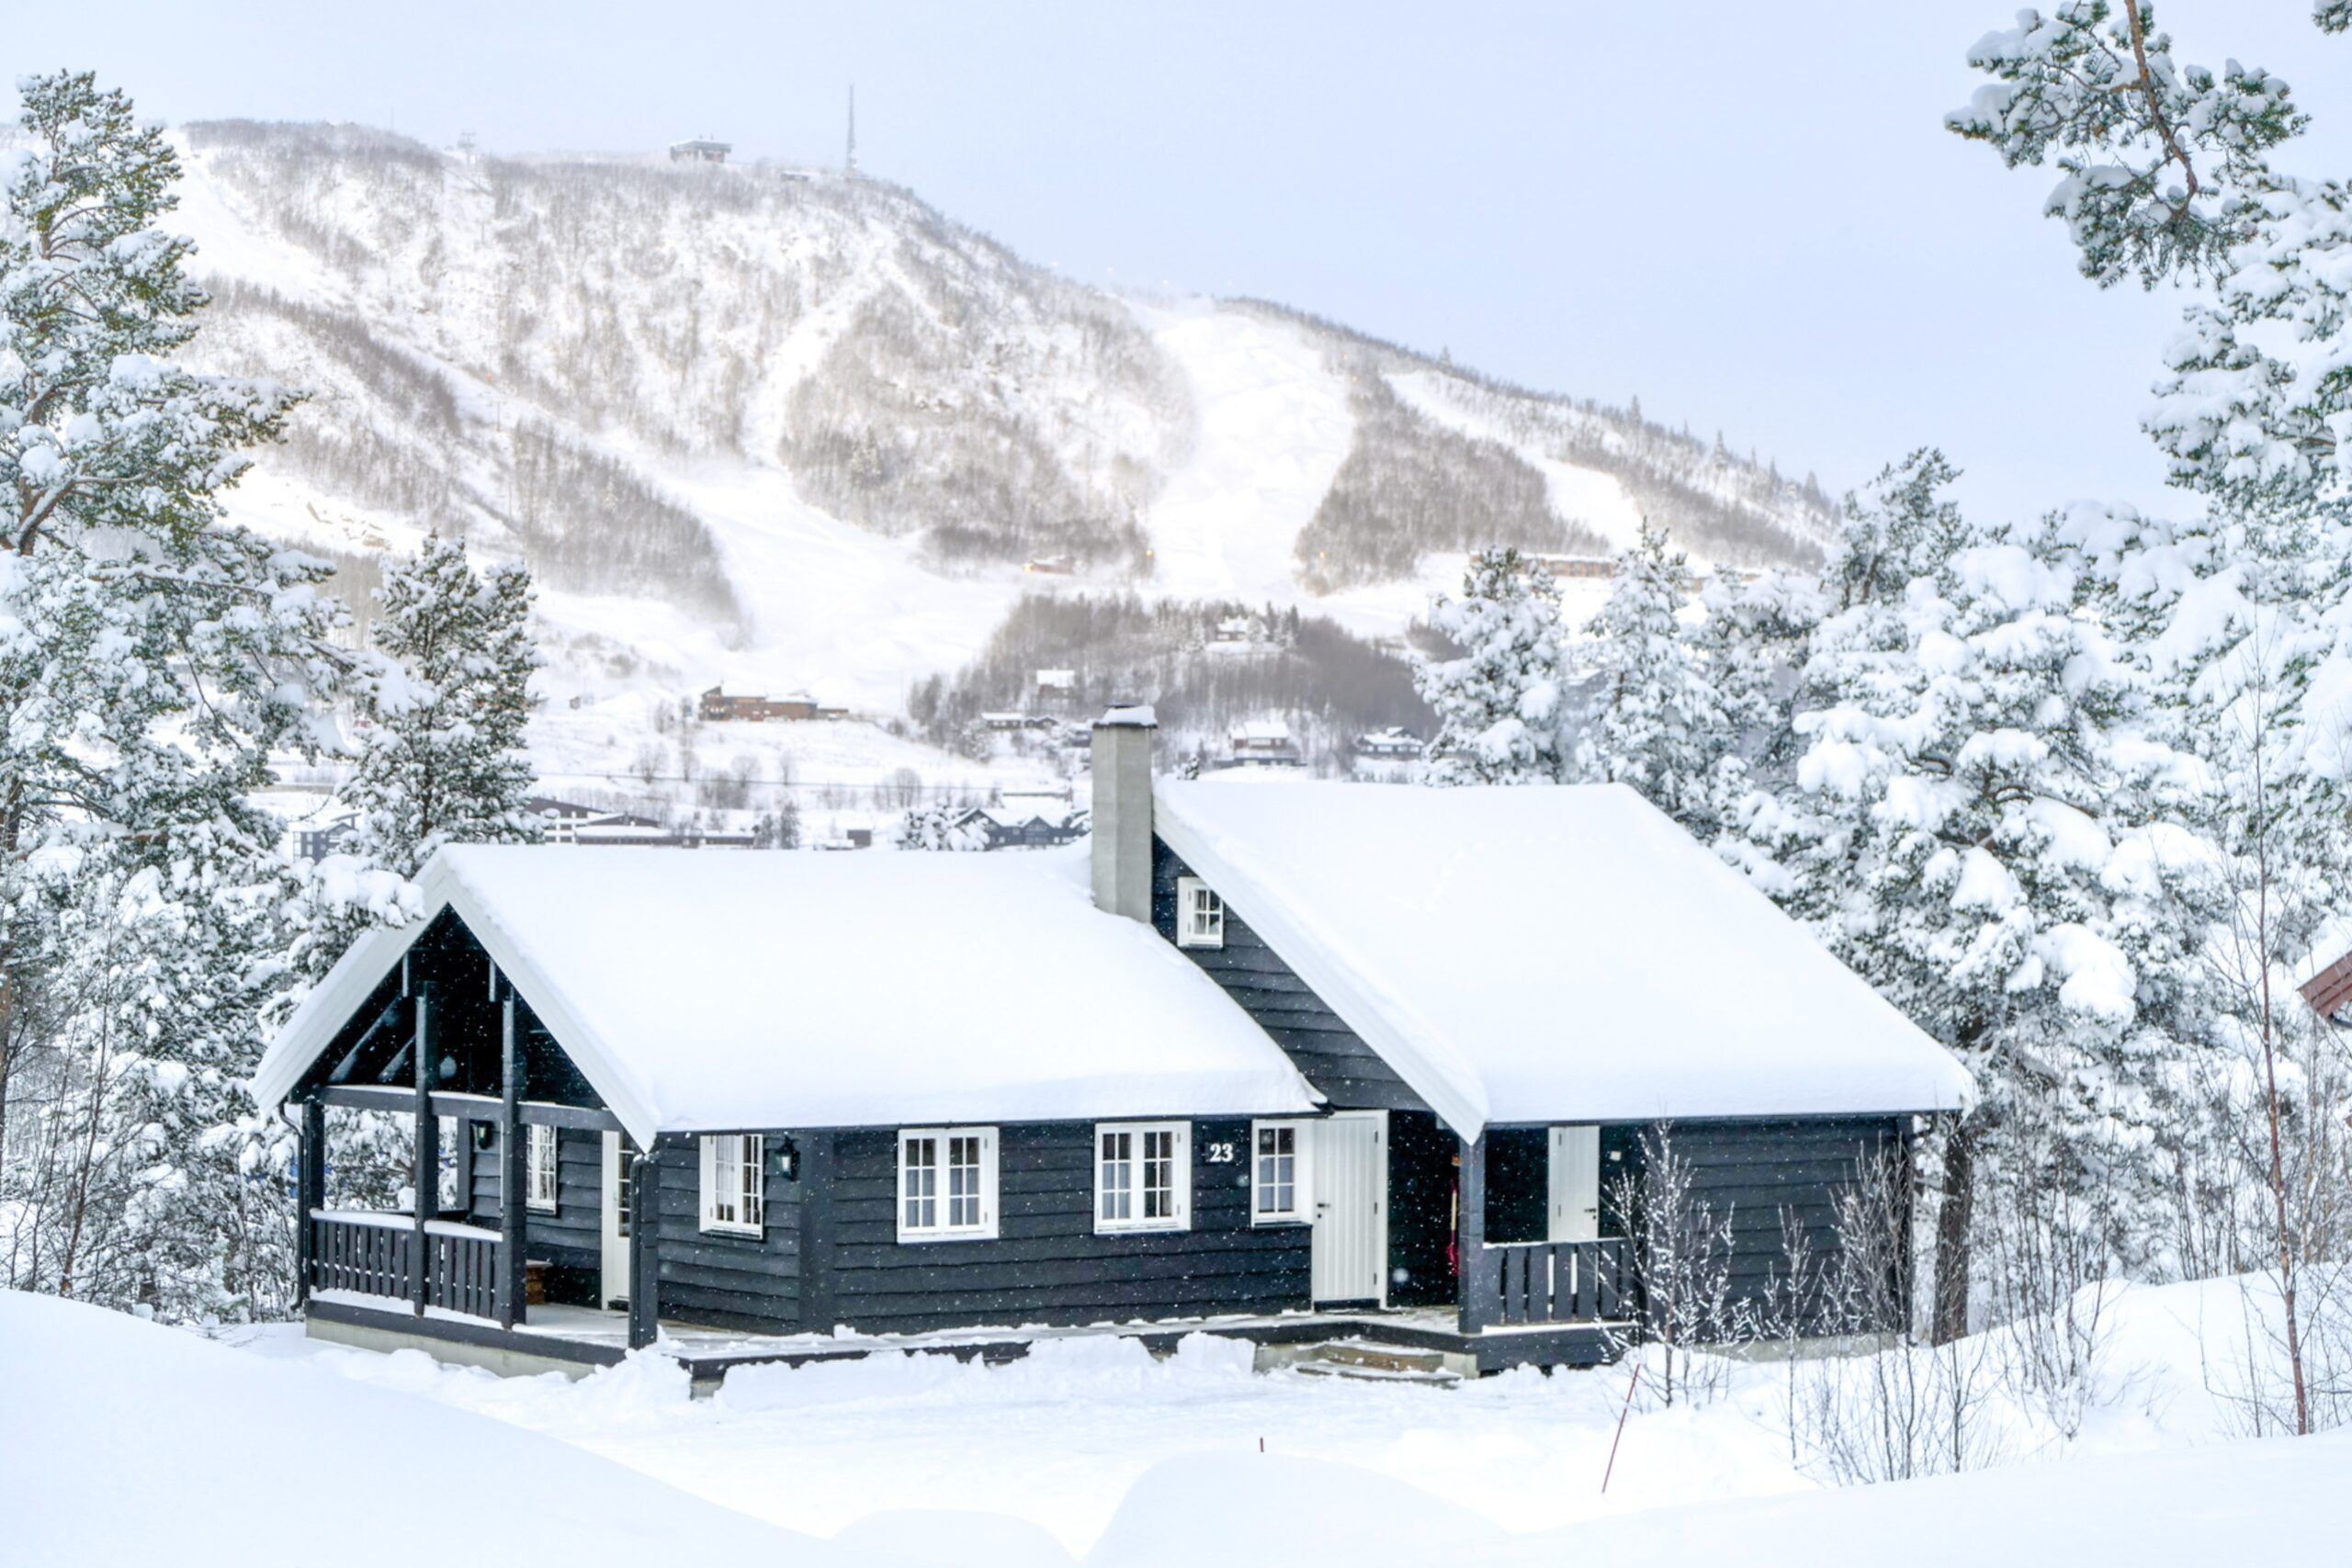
[1251,1120,1309,1224]
[898,1127,999,1242]
[699,1133,765,1236]
[1175,875,1225,949]
[1095,1122,1192,1233]
[526,1122,560,1213]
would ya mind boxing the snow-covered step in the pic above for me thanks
[1276,1338,1464,1382]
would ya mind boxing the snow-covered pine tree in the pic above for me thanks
[1956,0,2352,1428]
[1415,548,1571,784]
[0,73,357,1318]
[1695,565,1825,892]
[340,535,543,884]
[1728,451,2214,1337]
[1572,521,1735,833]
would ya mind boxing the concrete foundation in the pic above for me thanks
[306,1313,602,1382]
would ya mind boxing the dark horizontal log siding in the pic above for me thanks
[1152,840,1427,1112]
[650,1136,802,1331]
[534,1128,606,1281]
[805,1119,1310,1336]
[1614,1116,1905,1330]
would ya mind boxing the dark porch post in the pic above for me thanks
[626,1144,660,1351]
[1458,1132,1496,1333]
[295,1098,325,1307]
[411,982,437,1317]
[496,990,526,1329]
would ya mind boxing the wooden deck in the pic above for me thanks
[305,1293,1626,1384]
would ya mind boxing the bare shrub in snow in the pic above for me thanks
[1784,1149,2004,1484]
[1607,1124,1751,1407]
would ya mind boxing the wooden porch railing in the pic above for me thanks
[424,1222,502,1318]
[308,1211,417,1302]
[308,1211,504,1320]
[1464,1236,1637,1331]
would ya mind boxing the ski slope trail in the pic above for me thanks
[1138,302,1354,604]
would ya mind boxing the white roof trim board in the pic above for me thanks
[254,846,1322,1147]
[1151,779,1974,1137]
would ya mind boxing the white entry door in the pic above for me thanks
[600,1131,632,1309]
[1548,1124,1601,1242]
[1311,1112,1386,1306]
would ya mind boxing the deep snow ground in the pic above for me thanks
[5,1282,2343,1566]
[209,1276,2322,1558]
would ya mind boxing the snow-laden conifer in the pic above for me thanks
[341,535,542,881]
[0,73,356,1318]
[1956,0,2352,1427]
[1414,548,1570,784]
[1573,522,1734,832]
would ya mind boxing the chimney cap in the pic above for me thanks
[1095,703,1158,728]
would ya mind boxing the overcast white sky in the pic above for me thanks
[18,1,2351,522]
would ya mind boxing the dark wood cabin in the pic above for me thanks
[254,714,1968,1379]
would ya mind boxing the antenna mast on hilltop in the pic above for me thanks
[845,85,858,176]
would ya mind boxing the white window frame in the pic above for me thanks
[1175,875,1226,949]
[897,1127,1000,1243]
[526,1122,560,1213]
[698,1133,765,1237]
[1250,1119,1311,1225]
[1094,1121,1192,1234]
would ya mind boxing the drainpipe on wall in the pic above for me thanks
[1091,703,1157,923]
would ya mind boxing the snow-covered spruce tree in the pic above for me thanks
[1955,0,2352,1430]
[0,73,359,1319]
[1573,521,1736,833]
[340,535,541,883]
[1730,452,2213,1338]
[1414,548,1571,784]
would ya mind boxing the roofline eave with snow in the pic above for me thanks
[1151,783,1973,1134]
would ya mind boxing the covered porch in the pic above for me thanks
[289,975,670,1352]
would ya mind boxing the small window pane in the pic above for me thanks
[1100,1131,1133,1223]
[1256,1125,1295,1216]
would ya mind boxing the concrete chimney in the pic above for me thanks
[1091,704,1157,922]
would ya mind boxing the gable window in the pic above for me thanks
[1176,876,1225,949]
[1252,1121,1308,1224]
[526,1122,560,1213]
[699,1133,764,1236]
[899,1127,999,1242]
[1096,1122,1191,1233]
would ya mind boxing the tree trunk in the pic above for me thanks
[1931,1113,1980,1345]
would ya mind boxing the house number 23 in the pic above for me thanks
[1204,1142,1237,1164]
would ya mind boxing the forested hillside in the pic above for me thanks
[159,119,1838,773]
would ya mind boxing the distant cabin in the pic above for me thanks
[1034,669,1078,701]
[293,816,358,863]
[946,797,1086,851]
[669,139,730,164]
[1221,720,1303,769]
[1524,554,1616,581]
[1354,728,1424,760]
[698,686,820,723]
[254,716,1969,1382]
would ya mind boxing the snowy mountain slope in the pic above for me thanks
[157,120,1838,783]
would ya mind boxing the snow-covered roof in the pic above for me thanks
[1151,779,1972,1134]
[254,845,1319,1145]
